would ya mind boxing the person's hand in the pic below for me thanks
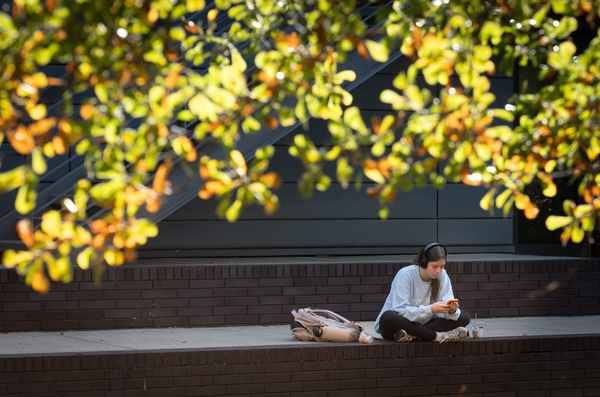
[431,302,450,314]
[448,300,459,314]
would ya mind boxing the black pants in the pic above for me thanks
[378,310,471,341]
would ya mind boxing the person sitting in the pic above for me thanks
[374,242,471,343]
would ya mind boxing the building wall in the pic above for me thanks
[1,258,597,332]
[141,56,516,257]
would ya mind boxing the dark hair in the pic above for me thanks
[413,243,447,303]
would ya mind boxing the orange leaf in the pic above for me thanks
[16,219,35,248]
[46,0,57,12]
[80,104,94,120]
[165,69,179,89]
[524,201,539,219]
[48,77,65,86]
[357,41,369,59]
[264,115,279,129]
[147,6,159,23]
[198,180,224,199]
[52,135,67,155]
[28,117,56,136]
[8,125,35,155]
[145,196,161,213]
[364,158,378,170]
[182,20,199,34]
[200,164,211,180]
[259,172,282,188]
[124,248,137,262]
[31,270,50,294]
[378,158,391,179]
[124,185,147,206]
[370,115,381,136]
[366,185,384,199]
[186,148,197,162]
[153,160,172,194]
[158,124,169,138]
[91,219,109,234]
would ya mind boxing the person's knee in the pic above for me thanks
[380,310,399,321]
[457,311,471,327]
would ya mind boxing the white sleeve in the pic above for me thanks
[390,272,434,323]
[438,270,460,321]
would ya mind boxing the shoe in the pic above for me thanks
[394,329,416,342]
[437,327,469,343]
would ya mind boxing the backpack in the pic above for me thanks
[290,308,363,342]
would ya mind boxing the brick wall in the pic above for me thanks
[0,258,598,332]
[0,335,598,396]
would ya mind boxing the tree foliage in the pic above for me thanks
[0,0,599,292]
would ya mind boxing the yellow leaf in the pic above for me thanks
[546,215,572,231]
[230,150,247,174]
[104,249,124,266]
[571,225,585,243]
[77,247,95,270]
[542,180,557,197]
[28,103,47,120]
[41,210,62,239]
[2,249,35,268]
[208,8,218,23]
[187,0,205,12]
[479,189,494,211]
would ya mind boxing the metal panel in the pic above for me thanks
[143,219,437,250]
[168,183,437,220]
[438,219,513,245]
[438,184,513,219]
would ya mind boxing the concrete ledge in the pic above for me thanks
[0,333,598,396]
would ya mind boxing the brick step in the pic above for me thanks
[0,254,598,332]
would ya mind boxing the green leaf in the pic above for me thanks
[170,27,187,41]
[547,41,576,70]
[226,199,242,222]
[480,21,503,45]
[242,116,261,133]
[31,147,47,175]
[95,84,108,104]
[371,140,386,157]
[479,189,495,211]
[365,39,389,62]
[15,177,37,215]
[495,189,512,209]
[404,85,424,111]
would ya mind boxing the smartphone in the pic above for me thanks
[445,298,458,305]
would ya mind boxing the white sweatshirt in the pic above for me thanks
[374,265,460,333]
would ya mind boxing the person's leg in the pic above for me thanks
[378,310,437,341]
[423,311,471,333]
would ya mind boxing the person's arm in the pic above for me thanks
[438,270,460,320]
[390,271,434,323]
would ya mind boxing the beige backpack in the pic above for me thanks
[290,308,363,342]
